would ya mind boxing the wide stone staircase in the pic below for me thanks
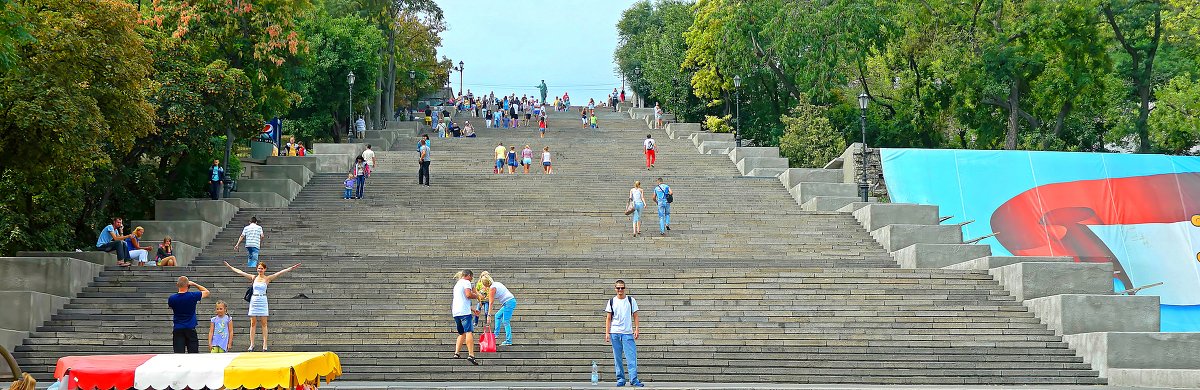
[10,109,1106,385]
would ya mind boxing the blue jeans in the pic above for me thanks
[246,247,259,267]
[631,201,644,225]
[475,302,489,325]
[611,333,641,386]
[658,203,670,233]
[493,299,517,343]
[97,240,130,261]
[344,188,353,199]
[355,175,366,198]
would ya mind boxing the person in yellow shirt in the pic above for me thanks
[494,143,506,174]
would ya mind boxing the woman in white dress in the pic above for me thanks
[224,261,300,351]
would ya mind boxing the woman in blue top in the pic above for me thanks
[506,146,518,174]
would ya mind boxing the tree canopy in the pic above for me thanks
[0,0,448,255]
[616,0,1200,165]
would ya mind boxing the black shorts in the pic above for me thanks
[525,113,531,120]
[511,113,518,119]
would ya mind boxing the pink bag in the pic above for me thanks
[479,328,497,353]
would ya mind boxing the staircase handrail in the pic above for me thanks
[1,344,21,381]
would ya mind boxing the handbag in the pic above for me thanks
[243,286,253,303]
[624,201,634,216]
[479,328,497,353]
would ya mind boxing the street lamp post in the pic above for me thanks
[733,75,742,148]
[451,61,464,96]
[634,67,642,108]
[409,70,416,121]
[858,92,870,202]
[347,71,355,142]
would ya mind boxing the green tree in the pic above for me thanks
[290,12,384,143]
[779,97,846,168]
[0,0,154,254]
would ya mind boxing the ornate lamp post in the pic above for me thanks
[733,75,742,147]
[858,92,870,202]
[347,71,355,141]
[634,67,642,108]
[452,61,464,96]
[409,70,417,121]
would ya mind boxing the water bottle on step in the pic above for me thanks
[591,360,599,385]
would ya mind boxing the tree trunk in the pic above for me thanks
[384,30,397,128]
[372,72,383,130]
[1005,80,1020,150]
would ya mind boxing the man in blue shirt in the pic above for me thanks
[208,159,225,200]
[418,134,431,186]
[654,178,673,236]
[95,217,132,266]
[168,276,210,353]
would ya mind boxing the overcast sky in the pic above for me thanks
[433,0,640,102]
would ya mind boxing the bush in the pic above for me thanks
[779,98,846,168]
[704,115,733,133]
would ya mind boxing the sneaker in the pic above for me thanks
[499,341,512,346]
[631,382,644,387]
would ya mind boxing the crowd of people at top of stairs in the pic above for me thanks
[94,217,180,267]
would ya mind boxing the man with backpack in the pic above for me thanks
[643,134,656,170]
[604,280,644,387]
[654,178,673,236]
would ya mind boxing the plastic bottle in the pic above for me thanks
[591,360,599,385]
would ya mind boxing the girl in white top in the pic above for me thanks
[542,147,553,174]
[629,181,645,237]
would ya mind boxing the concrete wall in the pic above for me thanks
[893,243,991,269]
[0,328,25,353]
[0,257,102,298]
[0,291,69,332]
[853,204,939,232]
[1024,294,1160,335]
[235,179,301,201]
[1064,332,1200,378]
[266,156,318,172]
[228,192,289,208]
[246,165,314,187]
[130,220,221,249]
[989,262,1113,301]
[154,199,240,228]
[729,147,780,164]
[779,168,842,188]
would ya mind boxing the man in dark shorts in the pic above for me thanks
[451,270,481,364]
[168,276,210,353]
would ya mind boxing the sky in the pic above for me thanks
[433,0,640,102]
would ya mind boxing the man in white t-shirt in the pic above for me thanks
[643,134,656,170]
[233,217,265,268]
[361,144,376,169]
[604,279,643,387]
[451,270,481,365]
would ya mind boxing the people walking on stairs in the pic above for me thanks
[542,147,553,174]
[451,270,481,365]
[655,178,673,236]
[644,134,656,170]
[223,261,301,352]
[494,143,506,174]
[352,156,370,199]
[234,216,265,268]
[362,144,376,170]
[479,271,517,346]
[343,173,355,199]
[654,103,663,129]
[96,217,133,266]
[168,276,209,354]
[604,280,643,387]
[208,300,233,353]
[628,181,645,237]
[507,146,518,174]
[590,112,599,129]
[418,134,431,187]
[580,108,588,128]
[521,145,533,174]
[538,116,547,138]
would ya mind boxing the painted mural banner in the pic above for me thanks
[881,149,1200,332]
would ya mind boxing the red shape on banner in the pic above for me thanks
[991,172,1200,291]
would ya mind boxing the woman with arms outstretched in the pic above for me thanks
[224,260,300,351]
